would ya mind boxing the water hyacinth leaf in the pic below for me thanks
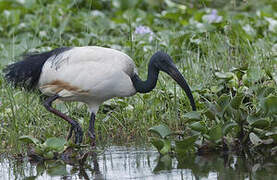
[150,137,164,152]
[189,121,207,134]
[217,94,231,108]
[182,111,201,121]
[223,122,238,135]
[43,137,67,152]
[256,87,275,100]
[260,96,277,115]
[249,132,263,146]
[230,93,244,109]
[247,67,265,83]
[44,151,55,159]
[19,135,40,145]
[217,94,231,115]
[175,134,199,155]
[204,108,216,120]
[242,73,251,87]
[149,125,172,139]
[210,85,224,94]
[215,72,234,80]
[204,103,217,120]
[153,154,172,172]
[247,116,269,129]
[160,139,171,155]
[208,124,222,142]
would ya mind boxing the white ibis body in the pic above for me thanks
[4,46,196,145]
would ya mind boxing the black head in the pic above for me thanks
[151,51,196,111]
[150,51,176,73]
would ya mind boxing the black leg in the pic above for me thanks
[43,95,83,144]
[88,112,96,146]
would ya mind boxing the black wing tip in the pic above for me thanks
[3,47,72,90]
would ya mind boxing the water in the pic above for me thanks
[0,146,276,179]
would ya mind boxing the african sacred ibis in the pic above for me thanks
[4,46,196,145]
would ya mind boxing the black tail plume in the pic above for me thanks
[3,47,71,90]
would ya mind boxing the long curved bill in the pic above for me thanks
[165,63,196,111]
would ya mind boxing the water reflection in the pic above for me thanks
[0,146,276,179]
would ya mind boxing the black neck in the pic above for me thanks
[131,58,159,93]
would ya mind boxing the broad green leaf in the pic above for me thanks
[260,96,277,115]
[204,104,217,120]
[217,94,231,111]
[44,151,55,159]
[149,125,172,139]
[256,87,275,100]
[19,135,40,145]
[210,85,224,94]
[182,111,201,121]
[160,139,171,155]
[247,116,270,129]
[247,67,266,83]
[175,134,199,155]
[249,132,262,146]
[150,137,164,152]
[43,137,66,152]
[208,124,222,142]
[230,93,244,109]
[189,121,207,134]
[153,154,172,172]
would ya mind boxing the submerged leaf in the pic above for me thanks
[47,163,68,177]
[149,124,172,139]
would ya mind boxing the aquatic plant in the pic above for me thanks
[150,66,277,157]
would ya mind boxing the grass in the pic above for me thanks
[0,0,276,154]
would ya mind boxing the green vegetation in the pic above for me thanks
[0,0,276,158]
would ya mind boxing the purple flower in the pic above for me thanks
[134,25,154,42]
[135,26,153,34]
[202,9,222,23]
